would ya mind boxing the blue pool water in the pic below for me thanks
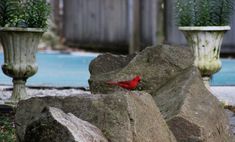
[0,52,98,87]
[0,52,233,87]
[211,59,235,86]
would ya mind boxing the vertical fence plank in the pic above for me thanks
[140,0,152,48]
[222,12,235,53]
[50,0,61,35]
[164,0,186,45]
[152,0,158,46]
[128,0,141,54]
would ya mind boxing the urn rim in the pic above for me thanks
[178,26,231,31]
[0,27,45,33]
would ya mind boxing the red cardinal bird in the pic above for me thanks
[107,76,141,90]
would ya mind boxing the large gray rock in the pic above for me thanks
[88,45,234,141]
[154,67,234,142]
[16,92,177,142]
[89,53,136,76]
[89,45,194,94]
[24,107,108,142]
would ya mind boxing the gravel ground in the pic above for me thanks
[0,86,233,105]
[211,86,235,105]
[211,86,235,134]
[0,86,91,104]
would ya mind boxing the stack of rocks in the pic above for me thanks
[16,45,234,142]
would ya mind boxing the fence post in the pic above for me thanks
[128,0,141,54]
[151,0,159,46]
[50,0,62,35]
[164,0,186,45]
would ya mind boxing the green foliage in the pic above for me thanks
[0,0,22,27]
[24,0,51,28]
[0,0,51,28]
[0,114,16,142]
[176,0,234,26]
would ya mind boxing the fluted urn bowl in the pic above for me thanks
[0,27,44,103]
[179,26,230,88]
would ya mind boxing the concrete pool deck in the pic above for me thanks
[210,86,235,134]
[211,86,235,105]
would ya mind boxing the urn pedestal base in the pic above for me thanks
[12,79,27,101]
[3,79,27,106]
[202,76,210,90]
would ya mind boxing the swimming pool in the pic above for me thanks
[0,52,98,87]
[211,59,235,86]
[0,52,233,87]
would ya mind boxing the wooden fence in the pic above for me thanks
[62,0,160,53]
[60,0,235,54]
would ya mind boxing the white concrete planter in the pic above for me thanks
[0,27,44,103]
[179,26,230,86]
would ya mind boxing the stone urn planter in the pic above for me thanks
[0,27,44,104]
[179,26,230,87]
